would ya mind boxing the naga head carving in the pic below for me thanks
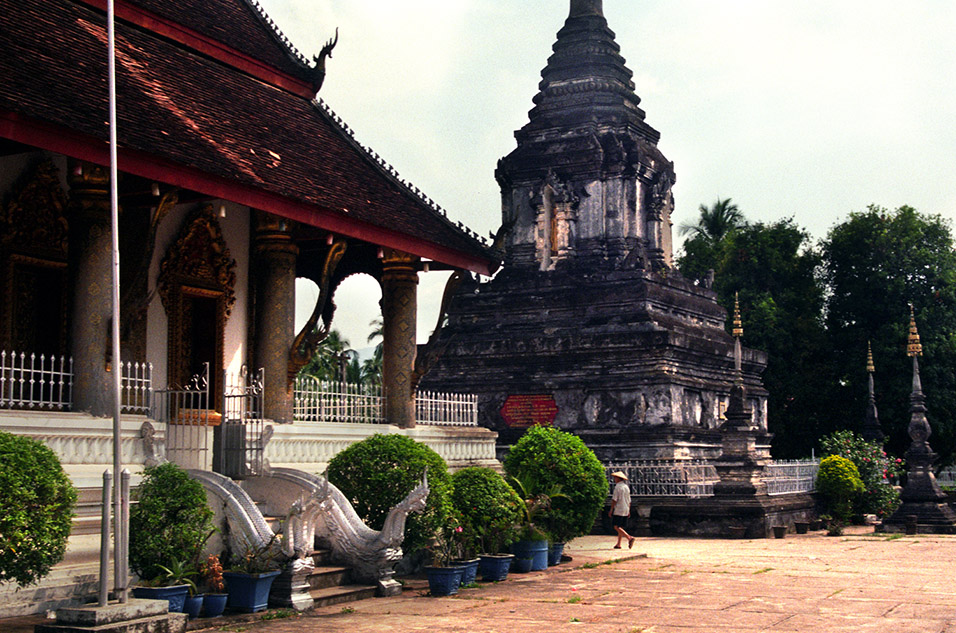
[399,469,430,515]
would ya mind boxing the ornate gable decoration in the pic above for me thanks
[0,160,69,258]
[158,204,237,316]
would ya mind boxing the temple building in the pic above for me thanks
[0,0,497,615]
[421,0,770,462]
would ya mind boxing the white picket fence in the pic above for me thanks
[0,350,151,413]
[293,375,477,426]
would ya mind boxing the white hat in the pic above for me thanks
[611,471,627,481]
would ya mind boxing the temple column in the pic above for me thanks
[381,249,419,428]
[68,160,113,416]
[253,212,297,424]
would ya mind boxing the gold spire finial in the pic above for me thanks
[732,292,743,338]
[866,341,875,373]
[907,304,922,357]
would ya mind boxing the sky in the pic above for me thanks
[262,0,956,351]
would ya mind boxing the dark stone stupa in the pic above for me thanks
[421,0,769,461]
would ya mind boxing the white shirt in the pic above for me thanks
[611,480,630,516]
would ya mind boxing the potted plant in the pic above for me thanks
[507,473,559,573]
[199,555,228,618]
[157,560,202,618]
[222,535,284,612]
[503,428,609,558]
[450,467,522,582]
[424,516,466,596]
[129,463,214,613]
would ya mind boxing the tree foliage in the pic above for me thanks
[327,434,452,555]
[679,217,832,457]
[129,462,214,583]
[822,205,956,464]
[677,202,956,464]
[502,426,608,542]
[815,455,865,523]
[450,467,523,555]
[0,432,77,586]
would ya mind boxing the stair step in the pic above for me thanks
[307,566,349,590]
[310,549,332,566]
[309,585,377,608]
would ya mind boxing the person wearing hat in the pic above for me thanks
[609,471,635,549]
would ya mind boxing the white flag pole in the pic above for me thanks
[106,0,127,603]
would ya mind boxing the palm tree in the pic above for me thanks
[678,198,743,244]
[299,330,351,382]
[361,317,384,385]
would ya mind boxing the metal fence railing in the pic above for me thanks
[151,363,211,470]
[119,360,152,414]
[218,366,265,479]
[1,350,152,414]
[764,459,819,495]
[293,376,478,426]
[293,376,383,424]
[415,390,478,426]
[606,461,719,498]
[0,350,73,410]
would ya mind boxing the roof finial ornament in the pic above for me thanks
[861,340,884,443]
[312,27,339,97]
[907,304,922,357]
[732,292,743,339]
[569,0,603,18]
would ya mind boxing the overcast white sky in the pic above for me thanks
[263,0,956,350]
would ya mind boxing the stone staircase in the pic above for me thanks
[305,549,376,607]
[256,508,378,610]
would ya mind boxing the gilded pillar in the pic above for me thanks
[381,249,419,428]
[68,160,113,416]
[253,212,298,424]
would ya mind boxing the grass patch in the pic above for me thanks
[260,609,296,621]
[567,595,582,604]
[753,568,773,575]
[340,606,355,614]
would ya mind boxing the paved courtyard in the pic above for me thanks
[9,526,956,633]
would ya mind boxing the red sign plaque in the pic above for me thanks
[500,395,558,428]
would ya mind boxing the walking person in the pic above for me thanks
[609,471,635,549]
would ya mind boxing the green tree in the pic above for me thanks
[299,330,353,383]
[679,216,832,457]
[361,317,384,385]
[677,198,744,282]
[0,432,77,586]
[822,205,956,464]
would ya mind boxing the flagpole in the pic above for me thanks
[106,0,127,603]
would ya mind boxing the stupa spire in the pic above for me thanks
[570,0,604,17]
[861,341,884,443]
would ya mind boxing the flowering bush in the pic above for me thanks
[819,430,903,518]
[450,467,523,555]
[816,454,865,523]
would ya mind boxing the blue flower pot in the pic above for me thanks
[548,542,565,566]
[451,558,480,586]
[511,539,549,571]
[478,554,513,582]
[223,570,281,613]
[131,585,190,613]
[202,593,228,618]
[183,594,203,619]
[425,566,463,596]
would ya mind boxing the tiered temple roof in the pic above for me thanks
[0,0,494,274]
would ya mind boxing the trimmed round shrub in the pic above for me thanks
[503,426,608,542]
[451,467,523,555]
[0,431,77,586]
[819,430,903,518]
[816,454,865,523]
[129,462,214,583]
[327,434,451,555]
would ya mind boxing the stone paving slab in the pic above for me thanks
[8,527,956,633]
